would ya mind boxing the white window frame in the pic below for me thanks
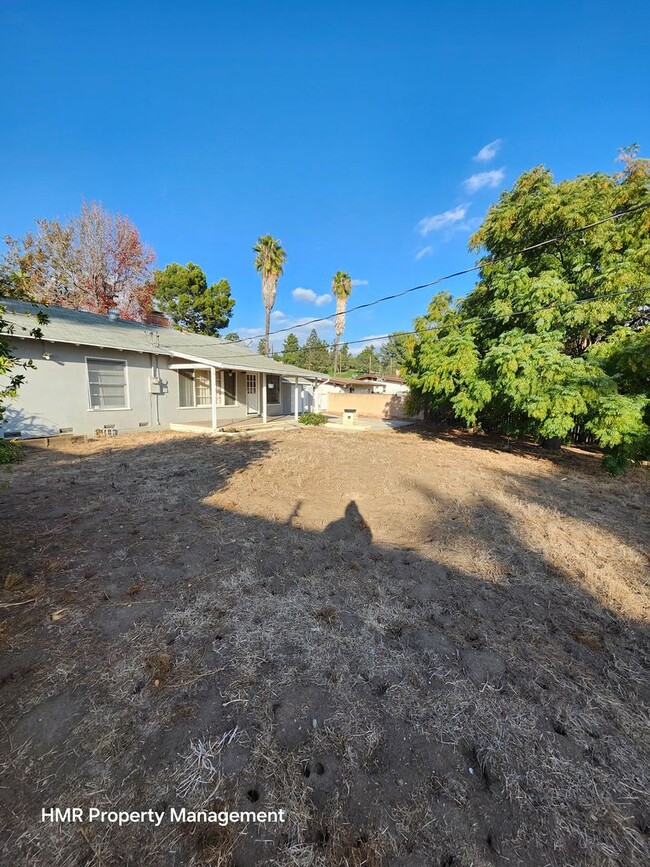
[177,368,241,409]
[178,367,213,409]
[86,356,130,411]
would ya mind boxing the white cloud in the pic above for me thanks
[417,204,469,236]
[292,287,332,306]
[271,310,287,320]
[351,279,369,286]
[462,168,505,194]
[415,245,433,260]
[473,139,503,162]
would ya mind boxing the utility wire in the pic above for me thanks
[158,285,650,362]
[167,200,650,352]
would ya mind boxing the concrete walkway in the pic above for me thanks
[324,415,416,433]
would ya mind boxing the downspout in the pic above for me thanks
[149,353,161,427]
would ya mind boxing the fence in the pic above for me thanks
[425,407,596,445]
[328,393,410,419]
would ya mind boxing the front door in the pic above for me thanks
[246,373,259,414]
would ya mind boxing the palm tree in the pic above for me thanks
[253,235,286,356]
[331,270,352,373]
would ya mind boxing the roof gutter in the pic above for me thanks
[167,348,324,379]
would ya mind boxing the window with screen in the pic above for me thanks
[195,371,211,405]
[266,374,281,405]
[223,370,236,405]
[87,358,128,409]
[178,370,212,407]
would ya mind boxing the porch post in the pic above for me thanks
[294,377,299,420]
[262,372,268,423]
[210,366,217,432]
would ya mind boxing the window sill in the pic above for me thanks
[177,405,226,410]
[87,407,132,412]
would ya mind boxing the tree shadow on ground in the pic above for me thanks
[0,433,648,867]
[398,421,605,471]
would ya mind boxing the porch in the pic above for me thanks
[169,361,314,433]
[170,414,302,434]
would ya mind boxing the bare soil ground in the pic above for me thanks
[0,426,648,867]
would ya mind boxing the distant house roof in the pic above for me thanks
[357,373,405,384]
[325,377,375,389]
[1,299,325,380]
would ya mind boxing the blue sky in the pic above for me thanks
[1,0,649,352]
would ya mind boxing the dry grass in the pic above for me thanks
[0,426,648,866]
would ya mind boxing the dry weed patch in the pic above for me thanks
[0,428,648,866]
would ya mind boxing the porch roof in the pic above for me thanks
[2,298,325,380]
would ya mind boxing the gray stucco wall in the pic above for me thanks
[0,340,269,438]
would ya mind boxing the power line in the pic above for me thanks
[158,285,650,363]
[342,285,650,348]
[171,200,650,351]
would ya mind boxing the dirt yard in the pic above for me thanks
[1,426,648,866]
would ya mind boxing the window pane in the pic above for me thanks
[88,359,127,409]
[267,374,281,404]
[178,371,195,407]
[223,370,236,405]
[195,371,211,406]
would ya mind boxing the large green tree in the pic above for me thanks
[338,342,354,373]
[300,329,331,373]
[0,298,48,430]
[253,235,286,356]
[406,149,650,472]
[153,262,235,336]
[331,270,352,373]
[378,331,410,375]
[355,344,381,375]
[281,332,301,366]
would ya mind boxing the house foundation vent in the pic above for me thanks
[95,426,118,437]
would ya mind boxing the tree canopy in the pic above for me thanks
[153,262,235,336]
[405,149,650,472]
[378,332,410,375]
[281,332,301,366]
[0,301,47,427]
[253,235,285,355]
[355,344,381,375]
[300,329,331,373]
[331,270,352,371]
[2,201,156,320]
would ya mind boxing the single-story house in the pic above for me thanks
[0,299,325,439]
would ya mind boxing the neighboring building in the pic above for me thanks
[0,299,323,439]
[313,374,409,412]
[356,374,409,395]
[312,377,372,412]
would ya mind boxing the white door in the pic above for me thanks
[246,373,259,414]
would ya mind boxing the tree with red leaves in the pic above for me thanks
[2,201,156,321]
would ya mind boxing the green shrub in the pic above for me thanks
[299,412,328,426]
[0,439,23,464]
